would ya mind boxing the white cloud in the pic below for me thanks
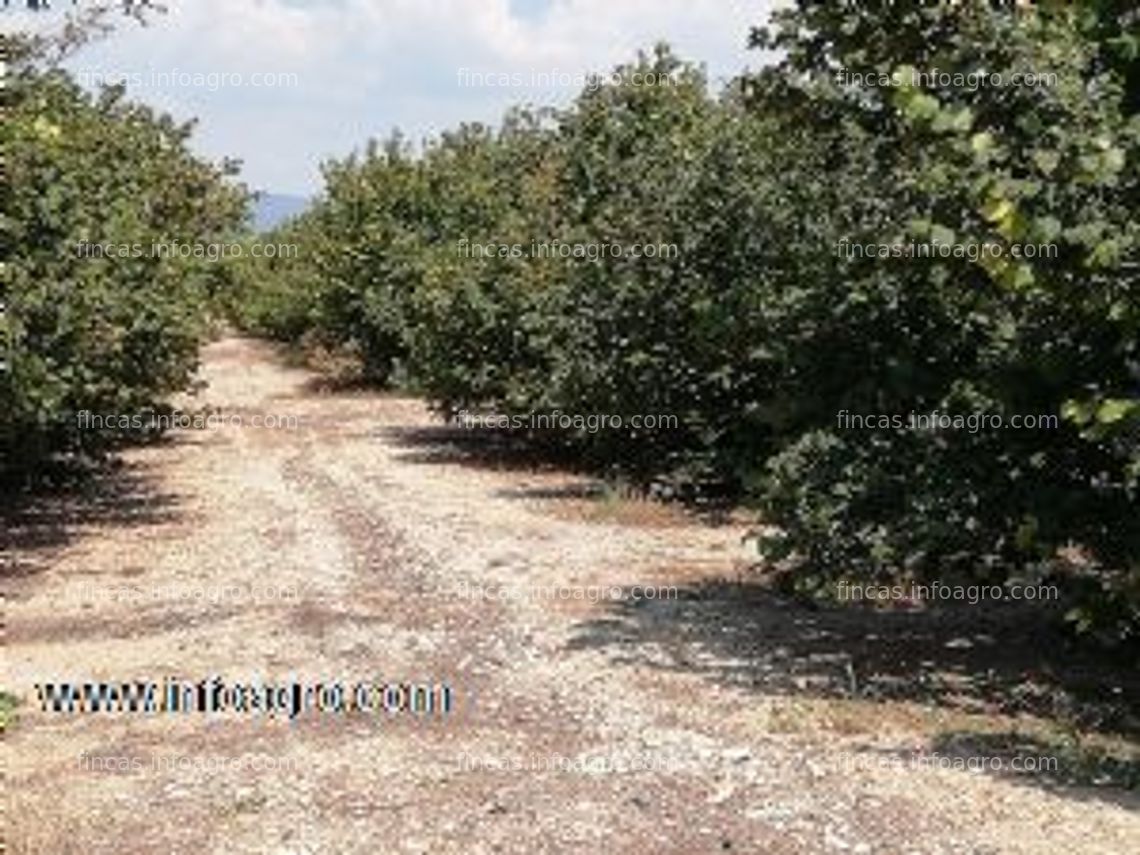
[6,0,783,193]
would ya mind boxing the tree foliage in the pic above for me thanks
[745,0,1138,641]
[1,34,248,481]
[197,6,1140,642]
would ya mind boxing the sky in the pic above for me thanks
[2,0,782,196]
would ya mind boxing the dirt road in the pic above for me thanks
[3,338,1137,853]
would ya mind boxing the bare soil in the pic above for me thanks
[3,337,1137,854]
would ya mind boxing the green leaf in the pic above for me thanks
[949,107,974,133]
[1031,150,1060,175]
[930,224,956,247]
[1096,399,1138,425]
[1033,216,1062,243]
[970,131,995,155]
[982,197,1014,225]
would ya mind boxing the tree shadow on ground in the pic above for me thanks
[381,424,586,474]
[300,374,381,395]
[381,424,740,523]
[929,730,1137,793]
[493,482,609,501]
[0,458,183,581]
[566,578,1139,793]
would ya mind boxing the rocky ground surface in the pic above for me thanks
[3,337,1137,854]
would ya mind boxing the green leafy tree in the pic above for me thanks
[1,17,248,482]
[745,0,1138,640]
[234,8,1137,641]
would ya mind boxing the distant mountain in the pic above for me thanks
[251,193,310,232]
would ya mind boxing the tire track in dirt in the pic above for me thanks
[3,337,1137,854]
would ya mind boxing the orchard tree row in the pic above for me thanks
[233,3,1137,640]
[1,25,249,481]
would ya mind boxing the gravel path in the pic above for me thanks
[3,337,1137,854]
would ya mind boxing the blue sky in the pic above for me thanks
[3,0,781,196]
